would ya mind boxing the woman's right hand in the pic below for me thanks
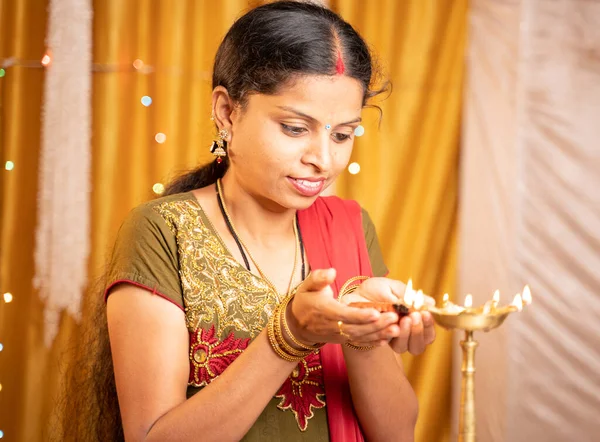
[287,268,400,346]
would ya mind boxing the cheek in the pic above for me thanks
[332,143,354,170]
[257,128,306,162]
[235,125,299,169]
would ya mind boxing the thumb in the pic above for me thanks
[302,268,337,293]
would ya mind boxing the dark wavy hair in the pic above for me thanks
[54,2,387,440]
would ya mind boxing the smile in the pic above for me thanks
[288,177,325,197]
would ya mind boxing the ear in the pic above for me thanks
[211,86,235,135]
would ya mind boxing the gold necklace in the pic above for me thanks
[216,179,299,298]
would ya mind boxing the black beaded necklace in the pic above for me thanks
[216,185,306,280]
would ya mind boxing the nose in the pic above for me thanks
[303,134,332,173]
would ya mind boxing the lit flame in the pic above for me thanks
[414,290,424,310]
[464,294,473,308]
[442,293,449,304]
[493,290,500,304]
[483,302,492,314]
[512,294,523,311]
[522,285,532,305]
[404,279,414,306]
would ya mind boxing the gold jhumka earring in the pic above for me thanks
[210,128,229,164]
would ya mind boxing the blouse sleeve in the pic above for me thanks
[361,208,389,278]
[104,203,184,310]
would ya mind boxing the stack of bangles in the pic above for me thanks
[337,276,376,351]
[267,290,324,362]
[267,276,375,362]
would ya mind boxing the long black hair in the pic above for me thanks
[164,0,387,196]
[56,2,386,440]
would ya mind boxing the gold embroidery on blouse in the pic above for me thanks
[153,199,279,337]
[151,195,326,431]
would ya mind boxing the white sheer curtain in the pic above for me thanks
[458,0,600,441]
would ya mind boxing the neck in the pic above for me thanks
[219,174,296,245]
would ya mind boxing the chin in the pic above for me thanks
[286,193,322,211]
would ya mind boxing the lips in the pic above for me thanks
[288,177,326,197]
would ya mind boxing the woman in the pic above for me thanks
[100,2,436,441]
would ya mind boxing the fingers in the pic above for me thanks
[390,317,411,353]
[358,278,403,303]
[334,303,380,325]
[421,311,436,345]
[341,312,400,343]
[387,278,408,302]
[301,268,337,293]
[407,312,425,355]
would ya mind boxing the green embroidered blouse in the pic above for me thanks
[106,192,387,441]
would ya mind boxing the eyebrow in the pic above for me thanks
[276,105,362,126]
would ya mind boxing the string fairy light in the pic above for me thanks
[41,52,52,67]
[132,58,144,70]
[2,52,376,208]
[3,293,13,303]
[0,56,213,80]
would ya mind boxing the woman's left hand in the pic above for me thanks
[342,277,437,355]
[389,310,436,355]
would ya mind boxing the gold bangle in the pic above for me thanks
[267,309,304,362]
[338,285,359,305]
[280,293,323,351]
[338,276,370,303]
[274,303,313,359]
[344,342,376,351]
[338,277,374,351]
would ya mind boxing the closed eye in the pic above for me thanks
[333,132,352,143]
[281,123,308,137]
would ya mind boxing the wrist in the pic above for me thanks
[284,297,322,349]
[283,302,306,350]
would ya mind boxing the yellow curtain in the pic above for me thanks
[90,0,263,276]
[0,1,50,440]
[0,1,465,440]
[331,1,467,441]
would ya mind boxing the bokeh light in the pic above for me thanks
[348,162,361,175]
[41,53,52,67]
[153,183,165,195]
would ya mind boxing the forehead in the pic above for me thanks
[248,75,364,122]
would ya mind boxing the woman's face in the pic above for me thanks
[226,74,364,211]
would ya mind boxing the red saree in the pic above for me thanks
[298,196,374,442]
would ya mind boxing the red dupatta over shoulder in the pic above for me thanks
[298,196,374,442]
